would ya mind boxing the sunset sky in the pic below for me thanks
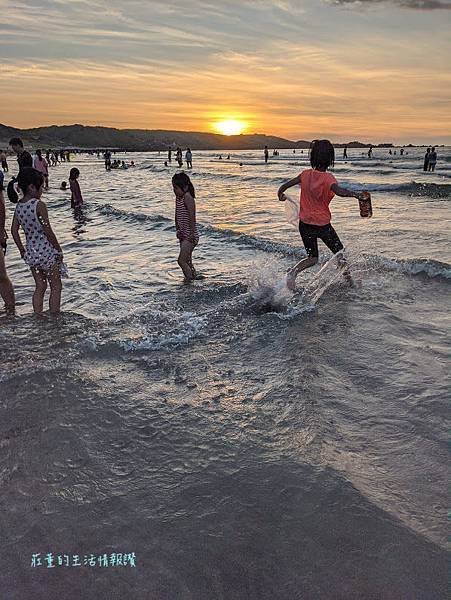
[1,0,450,143]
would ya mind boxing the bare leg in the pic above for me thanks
[47,263,62,314]
[336,252,354,286]
[31,268,47,314]
[178,240,196,281]
[286,256,318,290]
[0,253,15,314]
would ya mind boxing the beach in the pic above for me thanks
[1,147,449,599]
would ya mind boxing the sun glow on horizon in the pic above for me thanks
[214,119,248,136]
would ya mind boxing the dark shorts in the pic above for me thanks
[299,220,343,258]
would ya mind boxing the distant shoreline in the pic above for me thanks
[0,122,445,152]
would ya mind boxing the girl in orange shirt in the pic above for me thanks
[277,139,368,290]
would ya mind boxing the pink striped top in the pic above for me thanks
[175,193,198,243]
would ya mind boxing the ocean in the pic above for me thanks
[1,146,449,599]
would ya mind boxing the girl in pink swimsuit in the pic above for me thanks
[33,149,49,189]
[172,173,199,281]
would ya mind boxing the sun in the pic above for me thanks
[214,119,247,136]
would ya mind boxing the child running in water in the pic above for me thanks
[277,139,369,289]
[9,167,63,314]
[172,172,199,281]
[69,168,83,209]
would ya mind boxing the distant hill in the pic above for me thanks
[0,123,391,151]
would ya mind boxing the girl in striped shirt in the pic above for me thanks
[172,173,199,281]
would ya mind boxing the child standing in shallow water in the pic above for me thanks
[172,173,199,281]
[9,167,63,314]
[69,167,83,209]
[277,139,369,289]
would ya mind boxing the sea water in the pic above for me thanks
[0,147,449,598]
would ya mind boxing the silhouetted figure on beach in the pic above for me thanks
[423,147,431,171]
[33,149,49,189]
[0,149,8,172]
[367,146,373,158]
[104,150,112,171]
[264,146,269,164]
[168,148,172,162]
[185,148,193,169]
[400,148,404,156]
[343,146,348,159]
[9,138,32,174]
[389,149,392,155]
[176,148,183,168]
[428,147,437,172]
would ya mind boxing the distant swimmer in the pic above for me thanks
[389,149,392,155]
[343,146,348,159]
[175,147,183,168]
[172,172,199,282]
[60,181,68,191]
[428,147,437,172]
[164,161,169,167]
[367,145,373,158]
[219,155,223,160]
[0,149,8,172]
[423,147,431,171]
[264,145,269,164]
[400,148,404,156]
[277,139,370,290]
[130,161,135,167]
[9,137,33,174]
[121,161,128,169]
[104,150,112,170]
[185,148,193,169]
[227,155,230,160]
[69,167,84,209]
[33,149,49,190]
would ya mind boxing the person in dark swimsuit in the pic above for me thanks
[9,137,32,174]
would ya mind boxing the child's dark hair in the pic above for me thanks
[7,167,44,203]
[69,167,80,180]
[310,139,335,170]
[9,137,23,148]
[172,172,195,198]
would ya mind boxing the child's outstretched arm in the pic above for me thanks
[331,183,368,201]
[277,175,301,201]
[36,201,63,256]
[11,214,25,257]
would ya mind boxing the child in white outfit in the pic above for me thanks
[10,167,63,314]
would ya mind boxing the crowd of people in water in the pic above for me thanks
[0,136,442,318]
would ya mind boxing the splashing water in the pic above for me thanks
[246,257,294,312]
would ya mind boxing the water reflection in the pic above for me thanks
[72,206,90,236]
